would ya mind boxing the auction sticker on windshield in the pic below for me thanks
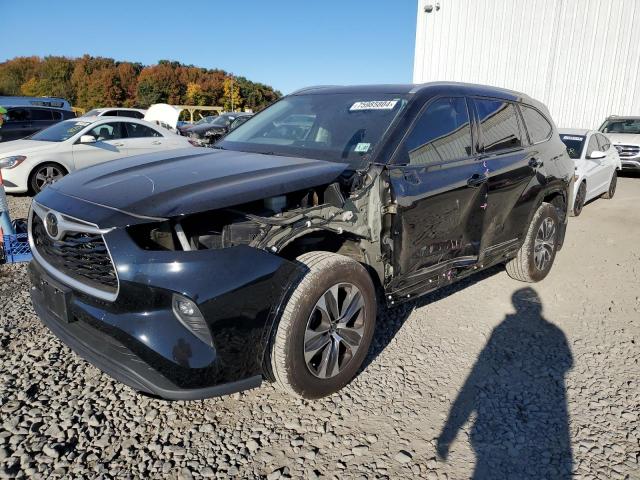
[354,142,371,152]
[350,100,398,111]
[562,135,584,141]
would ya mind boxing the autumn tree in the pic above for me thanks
[223,76,242,111]
[0,55,280,111]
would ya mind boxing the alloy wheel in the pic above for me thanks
[34,165,64,191]
[534,217,557,271]
[303,283,366,379]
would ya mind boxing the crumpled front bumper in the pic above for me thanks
[29,234,302,400]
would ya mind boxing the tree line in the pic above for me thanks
[0,55,282,113]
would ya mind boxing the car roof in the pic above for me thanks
[606,115,640,120]
[291,82,534,103]
[91,107,146,112]
[558,128,591,136]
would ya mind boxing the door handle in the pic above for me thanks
[529,157,544,168]
[151,141,162,145]
[467,173,488,187]
[114,143,124,147]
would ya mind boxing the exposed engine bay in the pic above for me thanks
[127,166,394,284]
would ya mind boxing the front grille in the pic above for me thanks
[615,144,640,157]
[31,211,117,296]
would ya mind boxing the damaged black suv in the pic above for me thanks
[29,83,574,400]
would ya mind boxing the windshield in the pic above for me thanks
[219,93,409,165]
[29,120,92,142]
[599,118,640,135]
[560,134,586,159]
[83,109,102,117]
[195,115,230,126]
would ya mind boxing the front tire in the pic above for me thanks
[571,181,586,217]
[269,251,377,399]
[602,170,617,199]
[29,162,67,194]
[506,202,560,283]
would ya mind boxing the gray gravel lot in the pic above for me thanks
[1,178,639,479]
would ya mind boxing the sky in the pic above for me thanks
[0,0,418,94]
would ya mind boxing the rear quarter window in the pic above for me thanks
[520,105,553,144]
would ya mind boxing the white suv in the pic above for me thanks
[599,116,640,172]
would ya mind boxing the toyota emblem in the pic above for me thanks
[45,212,59,239]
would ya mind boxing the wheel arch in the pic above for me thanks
[277,231,383,292]
[27,160,69,193]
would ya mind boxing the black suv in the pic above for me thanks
[29,83,573,400]
[0,105,75,142]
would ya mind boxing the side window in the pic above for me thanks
[475,99,523,153]
[87,122,125,141]
[586,135,599,157]
[124,122,162,138]
[29,109,54,121]
[596,133,610,151]
[104,110,119,117]
[520,105,552,144]
[118,110,143,118]
[51,110,63,120]
[6,108,30,122]
[402,97,472,165]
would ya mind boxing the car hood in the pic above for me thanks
[188,124,224,135]
[606,133,640,145]
[0,139,58,156]
[46,148,348,220]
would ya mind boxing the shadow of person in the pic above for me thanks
[436,287,573,479]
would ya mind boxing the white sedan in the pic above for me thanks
[0,116,195,193]
[559,129,621,216]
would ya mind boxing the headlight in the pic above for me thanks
[0,155,27,169]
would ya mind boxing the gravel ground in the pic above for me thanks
[1,178,639,479]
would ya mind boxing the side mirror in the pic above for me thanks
[79,135,96,144]
[587,150,606,160]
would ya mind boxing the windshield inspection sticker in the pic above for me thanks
[354,142,371,153]
[350,100,398,111]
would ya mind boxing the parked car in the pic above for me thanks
[28,83,573,400]
[0,96,75,142]
[559,129,621,216]
[178,112,253,145]
[0,116,194,193]
[599,116,640,172]
[82,108,147,119]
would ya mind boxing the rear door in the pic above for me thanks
[2,107,32,141]
[122,122,164,156]
[473,98,537,258]
[29,108,55,134]
[387,96,487,295]
[72,121,129,170]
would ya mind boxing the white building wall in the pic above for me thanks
[413,0,640,128]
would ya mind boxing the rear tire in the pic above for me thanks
[269,251,377,399]
[602,170,617,199]
[506,202,560,283]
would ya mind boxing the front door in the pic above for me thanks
[2,107,32,141]
[72,122,129,170]
[583,133,607,196]
[387,96,487,297]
